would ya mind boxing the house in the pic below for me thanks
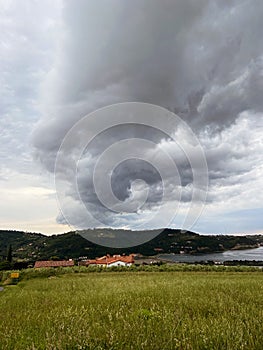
[34,259,74,268]
[79,254,134,267]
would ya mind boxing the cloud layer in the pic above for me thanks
[30,0,263,232]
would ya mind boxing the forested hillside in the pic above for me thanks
[1,229,262,263]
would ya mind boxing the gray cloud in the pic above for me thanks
[0,0,61,176]
[32,0,263,231]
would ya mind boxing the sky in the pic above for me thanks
[0,0,263,236]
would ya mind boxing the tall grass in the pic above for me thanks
[0,271,263,349]
[1,263,262,285]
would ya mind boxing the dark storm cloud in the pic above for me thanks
[32,0,263,229]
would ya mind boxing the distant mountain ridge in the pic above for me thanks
[0,228,262,262]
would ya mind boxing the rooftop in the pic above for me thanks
[34,260,74,268]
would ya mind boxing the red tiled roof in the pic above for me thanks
[84,254,134,266]
[34,260,74,268]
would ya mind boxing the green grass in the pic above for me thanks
[0,271,263,349]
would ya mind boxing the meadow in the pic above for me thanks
[0,269,263,349]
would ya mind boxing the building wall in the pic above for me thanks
[107,261,131,267]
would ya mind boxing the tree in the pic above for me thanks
[7,245,12,263]
[49,255,60,261]
[0,260,12,271]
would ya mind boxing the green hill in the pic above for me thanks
[0,228,262,264]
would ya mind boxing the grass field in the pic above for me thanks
[0,271,263,349]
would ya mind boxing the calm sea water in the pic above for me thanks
[158,246,263,263]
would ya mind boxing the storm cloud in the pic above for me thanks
[32,0,263,232]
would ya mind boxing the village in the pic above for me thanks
[34,254,137,269]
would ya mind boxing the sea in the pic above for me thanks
[158,246,263,263]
